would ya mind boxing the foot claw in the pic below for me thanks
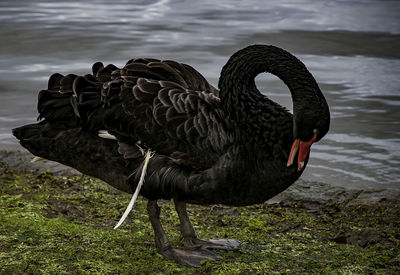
[185,238,241,251]
[202,238,241,250]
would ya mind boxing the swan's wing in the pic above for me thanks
[102,59,233,169]
[35,58,233,170]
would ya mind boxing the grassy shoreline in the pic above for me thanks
[1,164,399,274]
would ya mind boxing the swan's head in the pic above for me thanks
[287,100,330,171]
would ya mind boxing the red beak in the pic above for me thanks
[287,133,318,171]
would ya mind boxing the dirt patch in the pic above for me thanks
[331,230,381,247]
[43,198,85,220]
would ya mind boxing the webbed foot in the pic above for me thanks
[160,246,221,267]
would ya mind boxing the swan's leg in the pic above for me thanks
[146,200,220,267]
[147,200,171,251]
[174,200,241,250]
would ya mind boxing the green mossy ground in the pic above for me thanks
[1,165,399,274]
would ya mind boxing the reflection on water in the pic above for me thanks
[1,0,399,189]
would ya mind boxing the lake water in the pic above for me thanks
[1,0,399,189]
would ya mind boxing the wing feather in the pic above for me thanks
[33,56,233,173]
[105,58,233,169]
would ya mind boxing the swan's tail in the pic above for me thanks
[12,62,143,193]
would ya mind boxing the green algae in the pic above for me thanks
[1,166,399,274]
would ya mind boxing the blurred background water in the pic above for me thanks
[1,0,399,189]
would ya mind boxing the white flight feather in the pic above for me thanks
[98,130,117,140]
[113,149,152,229]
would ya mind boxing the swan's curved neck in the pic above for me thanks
[218,45,325,123]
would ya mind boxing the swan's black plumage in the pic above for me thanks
[13,45,330,266]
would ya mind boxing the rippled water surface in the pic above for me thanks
[1,0,399,189]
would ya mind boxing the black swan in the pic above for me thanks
[13,45,330,267]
